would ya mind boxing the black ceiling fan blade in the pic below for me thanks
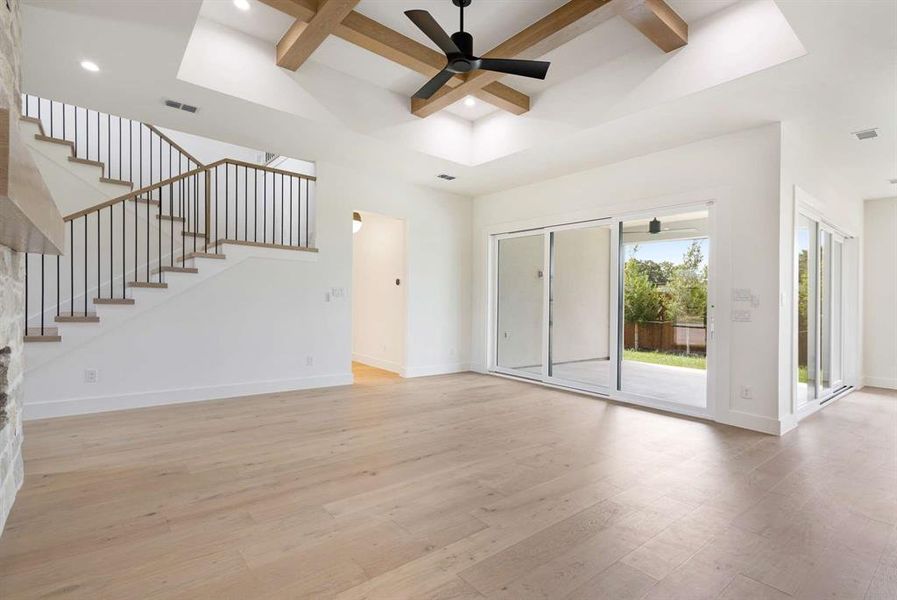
[405,10,461,56]
[412,68,455,100]
[478,58,550,80]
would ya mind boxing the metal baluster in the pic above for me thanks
[263,170,267,243]
[243,166,248,242]
[225,163,229,241]
[40,255,44,335]
[24,255,28,338]
[109,206,112,297]
[215,166,220,254]
[84,217,88,314]
[97,211,101,299]
[70,221,74,316]
[122,201,125,298]
[252,168,258,242]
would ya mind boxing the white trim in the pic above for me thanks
[864,376,897,390]
[402,363,470,378]
[352,353,403,376]
[24,373,353,420]
[717,409,790,436]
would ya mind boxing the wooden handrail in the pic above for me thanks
[64,165,208,221]
[64,158,315,221]
[223,157,316,181]
[145,124,205,168]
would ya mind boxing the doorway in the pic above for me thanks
[352,211,406,376]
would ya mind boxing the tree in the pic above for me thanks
[665,240,708,324]
[624,258,664,350]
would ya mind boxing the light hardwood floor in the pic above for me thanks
[0,371,895,599]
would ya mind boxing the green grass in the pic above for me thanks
[798,365,809,383]
[623,349,706,370]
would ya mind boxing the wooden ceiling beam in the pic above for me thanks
[276,0,360,71]
[260,0,530,114]
[617,0,688,52]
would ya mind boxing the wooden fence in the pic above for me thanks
[624,321,706,355]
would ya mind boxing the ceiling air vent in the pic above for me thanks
[437,174,457,181]
[852,128,879,140]
[164,99,198,114]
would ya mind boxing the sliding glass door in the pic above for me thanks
[619,211,710,408]
[491,206,711,415]
[796,213,847,407]
[547,225,613,392]
[495,233,545,379]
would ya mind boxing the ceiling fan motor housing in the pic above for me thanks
[448,31,476,72]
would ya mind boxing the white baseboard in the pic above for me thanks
[863,376,897,390]
[402,363,470,378]
[24,373,353,420]
[352,353,403,375]
[711,409,786,435]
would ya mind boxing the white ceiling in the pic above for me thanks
[20,0,897,204]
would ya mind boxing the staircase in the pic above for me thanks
[20,95,317,344]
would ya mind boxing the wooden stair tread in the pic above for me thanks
[152,266,198,274]
[33,134,74,152]
[99,177,133,188]
[209,239,318,253]
[55,314,100,323]
[20,116,45,135]
[93,298,135,305]
[25,327,61,342]
[179,252,225,262]
[156,214,185,222]
[131,197,160,207]
[182,231,208,238]
[127,281,168,289]
[68,156,104,169]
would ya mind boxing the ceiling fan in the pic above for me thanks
[405,0,551,100]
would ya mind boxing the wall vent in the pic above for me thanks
[164,99,198,114]
[852,128,879,140]
[437,174,457,181]
[889,178,897,185]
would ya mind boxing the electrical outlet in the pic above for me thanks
[740,385,753,399]
[84,369,99,384]
[306,356,314,366]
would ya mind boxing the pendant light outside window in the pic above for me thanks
[649,218,661,234]
[353,211,363,234]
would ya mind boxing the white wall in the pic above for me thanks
[863,197,897,389]
[352,211,406,374]
[472,124,784,434]
[25,160,472,417]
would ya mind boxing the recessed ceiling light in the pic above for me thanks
[464,96,476,108]
[80,60,100,73]
[233,0,250,11]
